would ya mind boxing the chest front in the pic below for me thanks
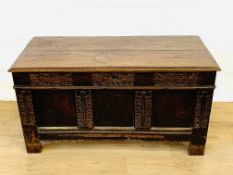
[9,36,220,155]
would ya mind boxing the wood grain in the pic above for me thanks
[0,101,233,175]
[8,36,220,72]
[8,36,219,155]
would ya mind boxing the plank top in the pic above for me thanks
[9,36,220,72]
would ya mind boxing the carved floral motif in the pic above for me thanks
[92,73,135,86]
[135,90,152,129]
[154,72,199,86]
[75,90,94,129]
[193,90,213,128]
[30,73,73,86]
[15,89,41,152]
[16,89,36,126]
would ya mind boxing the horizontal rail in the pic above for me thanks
[14,85,215,90]
[38,127,192,140]
[38,126,192,132]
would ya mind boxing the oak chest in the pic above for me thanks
[9,36,220,155]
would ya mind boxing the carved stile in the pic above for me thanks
[135,90,152,129]
[193,90,213,129]
[15,89,41,153]
[75,90,94,129]
[16,90,36,126]
[189,89,213,155]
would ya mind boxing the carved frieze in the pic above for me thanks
[92,73,135,86]
[30,73,73,86]
[154,72,199,86]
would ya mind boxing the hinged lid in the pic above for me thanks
[9,36,220,72]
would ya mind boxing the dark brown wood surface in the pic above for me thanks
[10,36,219,155]
[12,72,216,87]
[9,36,220,72]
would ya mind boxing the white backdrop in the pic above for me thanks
[0,0,232,101]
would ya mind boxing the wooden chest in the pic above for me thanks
[9,36,220,155]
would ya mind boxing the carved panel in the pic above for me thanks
[16,89,36,126]
[30,73,73,86]
[193,90,213,129]
[75,90,94,129]
[135,90,152,129]
[92,73,135,86]
[154,72,199,86]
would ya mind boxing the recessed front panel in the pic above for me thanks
[32,90,76,126]
[152,90,197,127]
[93,90,134,126]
